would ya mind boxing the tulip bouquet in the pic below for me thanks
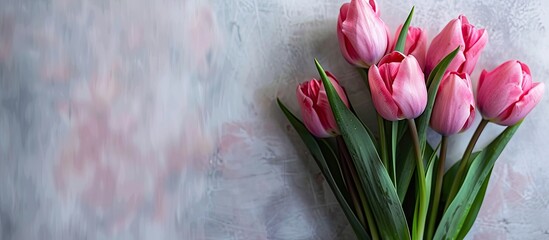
[277,0,544,239]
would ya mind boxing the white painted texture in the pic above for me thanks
[0,0,548,239]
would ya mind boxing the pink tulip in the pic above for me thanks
[296,72,350,138]
[368,52,427,121]
[430,72,476,136]
[477,60,545,126]
[337,0,390,68]
[391,25,428,70]
[425,15,488,76]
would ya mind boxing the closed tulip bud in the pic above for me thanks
[391,25,428,70]
[477,60,544,126]
[425,15,488,76]
[430,72,476,136]
[337,0,390,68]
[368,52,427,121]
[296,72,350,138]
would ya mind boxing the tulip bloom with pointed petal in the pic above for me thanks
[430,72,476,136]
[391,25,428,70]
[337,0,390,68]
[425,15,488,76]
[477,60,544,126]
[296,72,350,138]
[368,52,427,121]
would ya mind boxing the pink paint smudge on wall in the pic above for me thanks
[53,67,214,232]
[0,16,14,64]
[34,0,224,236]
[471,162,533,240]
[185,5,220,76]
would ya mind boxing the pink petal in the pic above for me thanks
[378,51,406,65]
[369,0,379,15]
[315,90,339,135]
[425,17,466,75]
[326,71,350,107]
[391,25,428,70]
[462,104,476,131]
[341,0,389,66]
[496,82,545,126]
[391,55,426,119]
[477,61,525,119]
[337,3,368,67]
[296,84,332,138]
[461,28,488,74]
[430,73,475,135]
[368,65,401,120]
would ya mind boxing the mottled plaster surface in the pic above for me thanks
[1,0,548,239]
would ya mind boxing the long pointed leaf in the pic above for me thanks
[434,122,522,239]
[350,103,380,152]
[395,7,415,52]
[396,136,436,202]
[457,169,492,239]
[319,139,351,204]
[277,99,370,239]
[413,148,437,239]
[396,130,415,201]
[441,152,481,205]
[315,60,410,240]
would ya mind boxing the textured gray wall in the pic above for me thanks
[1,0,548,239]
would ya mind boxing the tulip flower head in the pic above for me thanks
[430,72,476,136]
[391,25,428,70]
[425,15,488,76]
[368,52,427,121]
[296,72,350,138]
[477,60,544,126]
[337,0,391,68]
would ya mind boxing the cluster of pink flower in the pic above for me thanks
[297,0,544,138]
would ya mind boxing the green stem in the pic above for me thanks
[391,121,398,187]
[337,138,366,225]
[426,136,448,240]
[445,119,489,210]
[377,116,389,170]
[407,119,427,240]
[341,157,366,225]
[356,181,380,240]
[337,137,379,240]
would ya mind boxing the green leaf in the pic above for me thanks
[277,99,370,239]
[441,152,481,206]
[378,116,389,171]
[434,122,522,240]
[439,152,490,240]
[457,169,493,240]
[441,160,460,203]
[412,147,437,239]
[396,131,414,201]
[396,136,436,202]
[416,47,460,154]
[315,59,410,240]
[353,68,380,152]
[397,120,408,143]
[395,6,415,53]
[319,139,351,203]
